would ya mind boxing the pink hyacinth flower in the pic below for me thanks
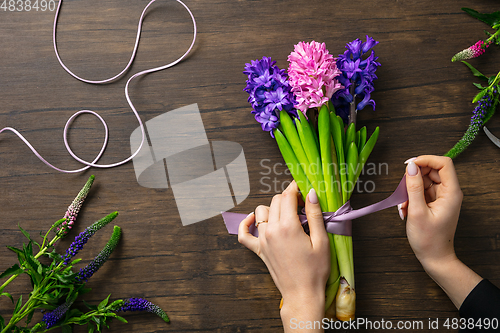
[452,40,491,62]
[287,41,343,115]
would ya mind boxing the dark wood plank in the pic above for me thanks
[1,0,500,332]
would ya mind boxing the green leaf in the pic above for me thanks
[26,310,34,325]
[473,82,485,89]
[346,142,359,200]
[0,264,23,279]
[114,316,128,324]
[13,295,22,315]
[87,324,95,333]
[488,75,497,86]
[66,309,83,318]
[344,123,356,152]
[98,295,111,311]
[47,250,63,262]
[18,225,32,242]
[274,129,312,198]
[462,8,500,27]
[318,106,340,212]
[356,127,380,181]
[24,251,42,286]
[0,314,4,330]
[473,88,488,103]
[83,300,99,311]
[1,292,14,303]
[462,61,488,81]
[330,114,347,203]
[70,258,82,265]
[61,325,73,333]
[358,126,367,153]
[7,245,26,265]
[279,111,314,186]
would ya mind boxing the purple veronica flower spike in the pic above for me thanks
[244,56,297,137]
[445,87,499,158]
[76,226,121,282]
[332,35,380,123]
[42,300,73,329]
[61,212,118,265]
[115,298,169,323]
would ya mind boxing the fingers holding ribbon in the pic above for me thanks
[237,211,259,254]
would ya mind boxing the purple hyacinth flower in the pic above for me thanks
[115,298,169,323]
[76,226,121,283]
[332,36,380,123]
[243,56,297,136]
[61,212,118,265]
[361,35,379,54]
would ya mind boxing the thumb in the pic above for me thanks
[405,160,428,215]
[305,188,328,248]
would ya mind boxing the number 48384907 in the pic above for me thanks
[1,0,56,11]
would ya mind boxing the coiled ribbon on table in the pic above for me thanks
[0,0,197,173]
[222,175,409,236]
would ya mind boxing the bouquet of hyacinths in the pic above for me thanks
[0,176,169,333]
[243,37,380,321]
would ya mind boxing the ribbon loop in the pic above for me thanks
[222,175,408,237]
[298,201,353,236]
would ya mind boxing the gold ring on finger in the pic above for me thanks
[255,220,268,227]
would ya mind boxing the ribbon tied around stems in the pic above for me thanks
[222,175,409,237]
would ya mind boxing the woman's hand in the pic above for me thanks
[400,155,481,308]
[238,181,330,332]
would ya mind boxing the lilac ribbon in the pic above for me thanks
[222,175,408,237]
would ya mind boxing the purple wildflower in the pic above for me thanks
[76,226,121,282]
[452,40,491,62]
[57,175,95,237]
[115,298,169,322]
[61,211,118,265]
[445,87,498,158]
[244,57,297,137]
[332,36,380,123]
[42,300,73,329]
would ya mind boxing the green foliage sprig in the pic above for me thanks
[0,176,169,333]
[445,8,500,159]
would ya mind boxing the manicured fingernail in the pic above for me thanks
[247,212,254,217]
[308,188,318,204]
[407,161,418,176]
[398,206,404,220]
[404,157,417,164]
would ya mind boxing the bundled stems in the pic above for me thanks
[277,105,379,321]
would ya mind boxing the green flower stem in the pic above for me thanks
[318,106,341,211]
[279,111,318,198]
[274,129,312,199]
[346,142,359,200]
[318,106,341,310]
[486,26,500,44]
[296,112,327,207]
[330,114,347,202]
[0,230,62,294]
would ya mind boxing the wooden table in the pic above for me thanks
[1,0,499,331]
